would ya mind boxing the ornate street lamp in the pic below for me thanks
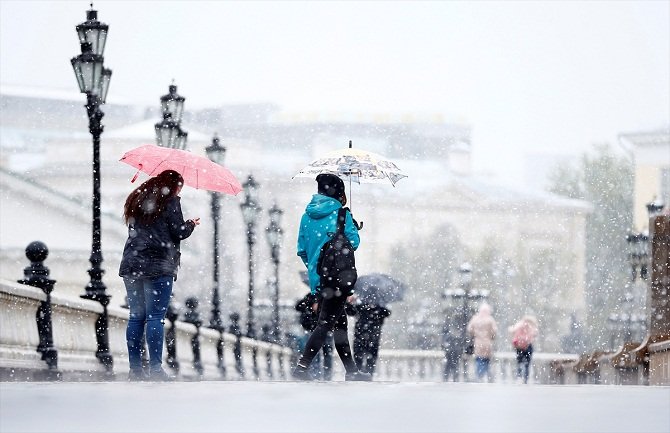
[240,174,262,340]
[175,128,188,151]
[613,200,663,348]
[155,83,188,150]
[71,43,103,99]
[204,133,227,377]
[70,5,113,372]
[240,174,261,378]
[205,134,226,332]
[265,203,283,342]
[160,84,186,123]
[607,292,646,349]
[646,200,665,220]
[155,112,179,148]
[626,231,649,281]
[76,6,108,56]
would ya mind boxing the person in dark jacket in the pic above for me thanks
[352,302,391,375]
[442,322,463,382]
[229,312,245,379]
[261,324,274,379]
[292,173,370,381]
[295,292,334,380]
[119,170,199,381]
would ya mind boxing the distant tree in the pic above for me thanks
[470,241,517,340]
[547,143,633,349]
[471,241,574,352]
[387,223,462,349]
[515,247,576,351]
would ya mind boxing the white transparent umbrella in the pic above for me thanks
[293,140,407,186]
[293,140,407,211]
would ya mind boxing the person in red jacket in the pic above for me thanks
[509,315,539,384]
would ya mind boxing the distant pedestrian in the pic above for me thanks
[509,315,539,384]
[295,292,334,380]
[466,303,497,382]
[261,324,274,378]
[442,322,463,382]
[119,170,200,381]
[229,312,245,379]
[292,173,370,381]
[352,301,391,375]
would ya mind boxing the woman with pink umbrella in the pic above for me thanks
[118,170,201,381]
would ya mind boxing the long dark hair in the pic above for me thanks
[123,170,184,225]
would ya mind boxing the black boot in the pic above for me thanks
[345,371,372,381]
[291,364,312,381]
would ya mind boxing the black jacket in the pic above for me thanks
[295,293,320,331]
[118,196,195,280]
[353,304,391,342]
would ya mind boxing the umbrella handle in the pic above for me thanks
[130,165,143,183]
[355,220,364,230]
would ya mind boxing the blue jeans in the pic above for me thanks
[124,276,173,371]
[475,356,491,380]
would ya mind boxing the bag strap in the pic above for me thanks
[336,207,347,234]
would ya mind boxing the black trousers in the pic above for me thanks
[298,291,357,373]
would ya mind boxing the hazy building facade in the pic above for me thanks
[1,86,589,350]
[619,128,670,230]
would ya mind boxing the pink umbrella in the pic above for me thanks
[119,144,242,195]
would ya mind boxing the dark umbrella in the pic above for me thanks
[299,271,309,287]
[354,273,407,306]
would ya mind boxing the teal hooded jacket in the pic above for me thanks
[297,194,360,294]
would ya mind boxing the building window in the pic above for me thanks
[661,168,670,206]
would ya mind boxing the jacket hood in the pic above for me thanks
[476,303,493,317]
[305,194,342,219]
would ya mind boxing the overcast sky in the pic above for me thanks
[1,0,668,183]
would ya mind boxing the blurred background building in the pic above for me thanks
[0,84,590,351]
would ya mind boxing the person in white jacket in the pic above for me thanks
[467,303,498,382]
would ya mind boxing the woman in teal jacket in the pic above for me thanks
[296,190,360,295]
[293,173,370,381]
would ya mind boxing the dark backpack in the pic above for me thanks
[317,207,357,296]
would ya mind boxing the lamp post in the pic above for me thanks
[205,134,227,377]
[609,200,663,349]
[265,204,284,343]
[70,5,113,372]
[443,263,489,381]
[160,83,185,123]
[155,83,188,150]
[206,134,227,334]
[240,174,261,379]
[240,174,261,340]
[626,231,650,282]
[607,292,646,350]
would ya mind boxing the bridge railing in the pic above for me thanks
[374,349,580,384]
[0,278,293,381]
[2,277,581,383]
[7,275,662,386]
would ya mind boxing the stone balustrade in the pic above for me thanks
[0,279,292,381]
[1,278,579,384]
[2,214,668,385]
[4,277,667,385]
[373,349,579,383]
